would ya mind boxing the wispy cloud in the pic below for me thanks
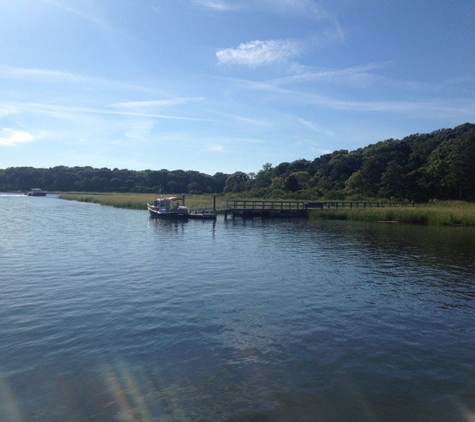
[190,0,241,11]
[0,105,19,119]
[298,119,335,136]
[257,0,345,42]
[112,97,206,109]
[256,0,330,20]
[219,75,475,120]
[8,102,211,122]
[271,62,391,86]
[0,128,35,146]
[302,94,475,121]
[0,66,84,83]
[194,0,331,19]
[223,59,435,102]
[40,0,117,32]
[277,61,470,94]
[217,39,304,67]
[233,115,271,126]
[0,66,161,96]
[122,119,156,143]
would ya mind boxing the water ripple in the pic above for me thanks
[1,196,475,421]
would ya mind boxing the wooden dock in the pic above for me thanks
[224,200,309,219]
[223,200,424,219]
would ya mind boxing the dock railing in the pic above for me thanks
[305,201,425,209]
[183,196,425,215]
[224,200,309,219]
[226,199,306,211]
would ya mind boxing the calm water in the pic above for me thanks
[1,194,475,421]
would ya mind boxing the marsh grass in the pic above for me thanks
[311,201,475,226]
[58,193,224,211]
[59,194,475,226]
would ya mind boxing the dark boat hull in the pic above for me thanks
[26,189,47,196]
[148,207,189,219]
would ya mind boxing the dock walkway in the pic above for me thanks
[224,200,308,219]
[223,200,423,219]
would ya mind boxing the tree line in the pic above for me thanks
[1,122,474,201]
[227,122,475,202]
[0,167,229,195]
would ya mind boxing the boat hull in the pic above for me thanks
[148,206,189,219]
[26,188,47,196]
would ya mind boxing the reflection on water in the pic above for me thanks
[1,194,475,421]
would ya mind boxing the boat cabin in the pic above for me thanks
[150,196,189,214]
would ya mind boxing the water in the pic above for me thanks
[1,194,475,421]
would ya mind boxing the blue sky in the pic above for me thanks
[1,0,474,175]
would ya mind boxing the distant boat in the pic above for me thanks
[147,196,189,219]
[25,188,47,196]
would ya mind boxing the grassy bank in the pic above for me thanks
[58,193,223,210]
[310,201,475,226]
[59,194,475,226]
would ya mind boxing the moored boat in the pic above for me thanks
[25,188,47,196]
[147,196,189,219]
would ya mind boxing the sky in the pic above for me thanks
[0,0,474,175]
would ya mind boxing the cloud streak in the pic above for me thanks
[216,39,304,67]
[0,128,35,147]
[221,75,475,120]
[298,118,335,136]
[190,0,241,11]
[6,102,211,122]
[271,62,392,86]
[193,0,331,20]
[40,0,117,33]
[112,97,206,109]
[0,66,84,83]
[256,0,330,21]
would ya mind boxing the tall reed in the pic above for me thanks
[58,193,224,211]
[311,202,475,226]
[59,194,475,226]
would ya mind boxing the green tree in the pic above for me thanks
[253,162,273,189]
[187,182,201,194]
[110,178,122,191]
[126,179,136,190]
[224,172,249,193]
[379,161,407,199]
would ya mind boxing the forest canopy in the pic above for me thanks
[1,123,474,201]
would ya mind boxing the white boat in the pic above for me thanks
[25,188,47,196]
[147,196,189,219]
